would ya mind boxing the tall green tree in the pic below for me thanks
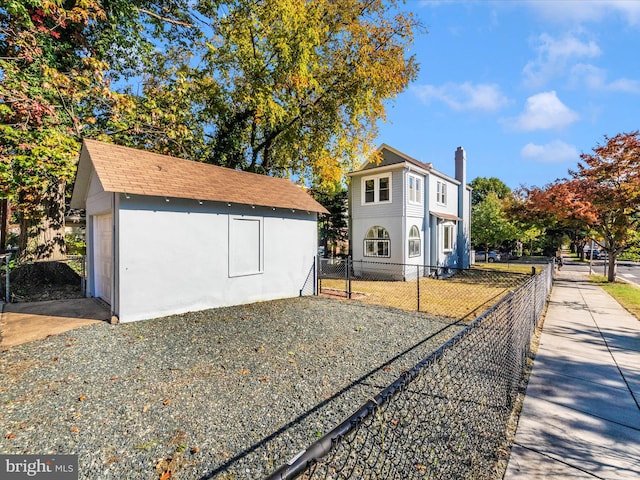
[469,176,511,206]
[2,0,422,258]
[118,0,422,189]
[471,192,519,260]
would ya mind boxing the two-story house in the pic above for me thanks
[348,144,471,280]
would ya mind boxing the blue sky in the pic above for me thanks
[375,1,640,190]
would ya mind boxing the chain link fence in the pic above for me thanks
[0,255,86,303]
[271,263,553,480]
[317,258,539,322]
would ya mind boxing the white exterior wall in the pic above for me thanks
[350,169,405,279]
[116,196,317,322]
[84,173,115,308]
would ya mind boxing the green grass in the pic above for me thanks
[590,275,640,320]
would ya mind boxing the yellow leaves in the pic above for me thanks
[237,368,250,375]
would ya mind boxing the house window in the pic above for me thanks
[408,175,422,204]
[443,223,455,252]
[408,225,421,257]
[229,216,263,276]
[436,181,447,205]
[362,174,392,204]
[364,226,390,257]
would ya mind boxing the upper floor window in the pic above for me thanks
[364,226,390,257]
[436,181,447,205]
[362,174,391,204]
[408,174,422,204]
[443,222,455,252]
[408,225,421,257]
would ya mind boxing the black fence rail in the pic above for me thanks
[0,255,86,303]
[318,258,539,322]
[268,264,553,480]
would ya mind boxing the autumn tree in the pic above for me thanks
[116,0,421,190]
[2,0,421,259]
[0,0,148,259]
[571,132,640,281]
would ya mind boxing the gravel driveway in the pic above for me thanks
[0,296,463,479]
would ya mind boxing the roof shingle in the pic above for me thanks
[75,139,328,214]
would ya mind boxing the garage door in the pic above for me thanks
[93,213,112,304]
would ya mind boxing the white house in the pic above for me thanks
[70,139,328,323]
[348,144,471,279]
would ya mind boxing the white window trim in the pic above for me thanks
[361,173,392,205]
[228,215,264,277]
[442,222,455,253]
[408,174,423,205]
[436,181,447,206]
[364,225,391,258]
[408,225,421,257]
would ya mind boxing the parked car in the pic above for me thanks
[585,249,601,260]
[475,250,501,263]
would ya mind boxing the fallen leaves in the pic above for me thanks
[5,433,16,440]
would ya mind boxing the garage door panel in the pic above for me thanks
[93,214,112,304]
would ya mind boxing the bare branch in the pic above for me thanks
[137,8,193,28]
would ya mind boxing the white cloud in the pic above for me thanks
[523,33,601,87]
[521,140,579,163]
[523,0,640,26]
[570,64,640,94]
[412,82,510,112]
[510,91,579,131]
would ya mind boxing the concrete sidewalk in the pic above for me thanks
[505,268,640,479]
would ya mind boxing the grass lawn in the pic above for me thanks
[590,275,640,320]
[321,268,535,321]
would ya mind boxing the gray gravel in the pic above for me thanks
[0,296,462,479]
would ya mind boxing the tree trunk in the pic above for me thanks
[19,180,66,261]
[607,251,616,282]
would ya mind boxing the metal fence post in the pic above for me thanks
[314,255,318,296]
[347,256,352,299]
[4,253,10,303]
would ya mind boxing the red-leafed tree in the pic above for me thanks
[574,131,640,281]
[528,132,640,281]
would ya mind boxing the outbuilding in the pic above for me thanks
[70,139,328,323]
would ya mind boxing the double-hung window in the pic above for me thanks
[436,181,447,205]
[362,174,391,204]
[408,225,421,257]
[443,223,455,252]
[364,226,390,257]
[408,174,422,204]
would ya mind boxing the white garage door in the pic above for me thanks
[93,213,112,304]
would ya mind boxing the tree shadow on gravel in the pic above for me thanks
[198,317,465,480]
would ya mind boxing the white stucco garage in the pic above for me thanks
[71,139,328,323]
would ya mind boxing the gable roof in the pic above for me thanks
[71,139,328,214]
[351,144,433,174]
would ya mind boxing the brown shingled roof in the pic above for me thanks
[74,139,328,213]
